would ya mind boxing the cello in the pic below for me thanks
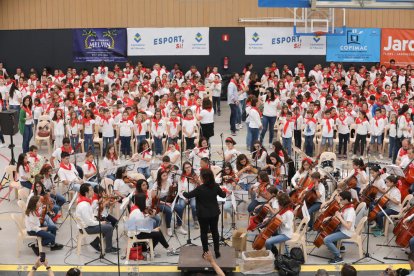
[290,157,319,204]
[313,197,340,231]
[368,185,395,222]
[313,203,354,248]
[393,206,414,236]
[395,215,414,248]
[399,158,414,200]
[252,205,292,250]
[360,173,380,205]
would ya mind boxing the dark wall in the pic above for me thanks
[0,28,328,76]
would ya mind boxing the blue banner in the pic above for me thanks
[258,0,351,8]
[326,28,381,62]
[73,28,127,63]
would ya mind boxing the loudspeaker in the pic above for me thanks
[0,110,19,136]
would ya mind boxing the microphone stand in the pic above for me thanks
[84,150,116,266]
[177,173,198,249]
[353,155,384,265]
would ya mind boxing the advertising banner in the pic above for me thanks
[127,28,209,56]
[245,27,326,55]
[73,28,127,62]
[381,28,414,67]
[326,28,381,62]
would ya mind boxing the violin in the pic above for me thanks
[39,192,54,224]
[123,176,137,186]
[166,182,178,203]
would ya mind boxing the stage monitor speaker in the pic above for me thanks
[0,110,19,136]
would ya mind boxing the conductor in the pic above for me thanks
[182,168,226,258]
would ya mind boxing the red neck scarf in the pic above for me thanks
[29,152,39,162]
[102,116,110,124]
[279,207,293,215]
[70,119,79,127]
[85,161,96,172]
[324,118,332,133]
[22,106,32,117]
[61,146,73,154]
[136,120,143,133]
[399,148,407,157]
[283,120,291,135]
[153,118,160,131]
[342,203,354,213]
[24,163,30,173]
[306,118,317,124]
[338,115,347,126]
[374,116,380,127]
[355,118,367,124]
[170,118,179,128]
[60,162,72,171]
[77,195,92,205]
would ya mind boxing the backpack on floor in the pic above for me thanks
[274,254,301,276]
[290,247,305,264]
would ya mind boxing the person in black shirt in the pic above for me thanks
[183,168,226,258]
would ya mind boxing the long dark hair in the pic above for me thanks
[200,168,215,188]
[9,82,18,99]
[115,166,126,179]
[137,140,150,154]
[236,154,251,171]
[265,87,276,102]
[135,179,148,194]
[22,95,32,109]
[134,193,147,212]
[33,181,46,196]
[16,153,26,174]
[25,196,40,216]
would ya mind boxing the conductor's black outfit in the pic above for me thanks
[183,181,226,255]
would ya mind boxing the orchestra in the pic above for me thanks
[6,61,414,269]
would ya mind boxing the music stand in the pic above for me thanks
[384,165,405,178]
[60,192,78,249]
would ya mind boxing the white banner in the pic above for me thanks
[127,28,209,56]
[245,27,326,55]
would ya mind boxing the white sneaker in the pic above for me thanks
[177,226,187,235]
[239,124,243,129]
[194,221,200,229]
[167,228,173,237]
[379,154,384,159]
[0,143,5,148]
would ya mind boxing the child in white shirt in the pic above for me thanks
[281,112,294,156]
[118,112,134,158]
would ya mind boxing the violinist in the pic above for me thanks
[151,169,187,237]
[263,152,284,190]
[82,151,98,182]
[236,154,258,191]
[372,175,401,237]
[301,172,325,230]
[177,161,200,229]
[102,144,120,181]
[263,193,294,253]
[164,142,181,169]
[216,162,239,215]
[290,158,313,190]
[133,179,160,228]
[134,140,152,179]
[248,171,272,213]
[223,137,239,169]
[39,164,65,208]
[29,180,58,230]
[188,137,209,171]
[349,158,368,195]
[323,191,355,265]
[251,140,268,169]
[128,193,179,256]
[92,185,118,227]
[113,167,134,200]
[25,196,63,255]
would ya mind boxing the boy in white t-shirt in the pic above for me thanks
[100,108,115,157]
[321,110,335,152]
[117,111,134,159]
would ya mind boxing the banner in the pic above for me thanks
[326,28,381,62]
[258,0,349,8]
[127,28,209,56]
[381,28,414,67]
[73,28,127,62]
[245,27,326,55]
